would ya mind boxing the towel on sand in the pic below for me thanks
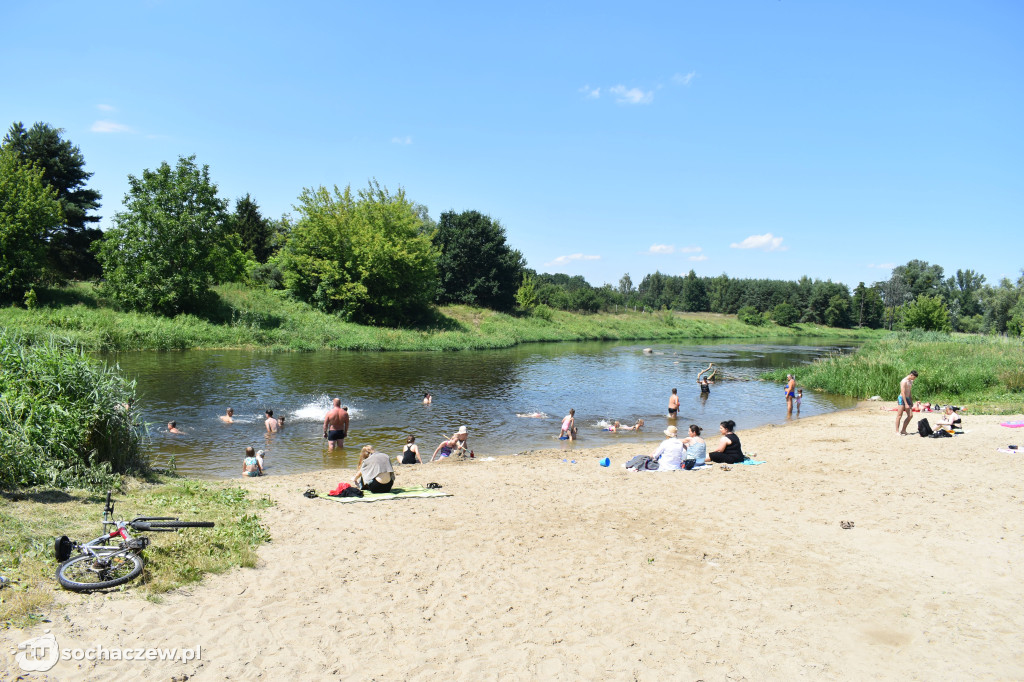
[318,485,452,503]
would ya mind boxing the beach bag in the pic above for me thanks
[917,419,933,438]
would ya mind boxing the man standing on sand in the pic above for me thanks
[323,398,350,450]
[896,370,919,435]
[668,388,679,418]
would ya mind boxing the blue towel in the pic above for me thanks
[741,459,766,465]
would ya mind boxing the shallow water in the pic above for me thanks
[102,339,858,478]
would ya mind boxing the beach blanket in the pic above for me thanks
[1000,421,1024,428]
[317,485,452,504]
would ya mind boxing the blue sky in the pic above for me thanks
[4,1,1021,290]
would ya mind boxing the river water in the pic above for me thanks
[102,339,858,478]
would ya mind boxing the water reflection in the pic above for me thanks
[101,339,859,479]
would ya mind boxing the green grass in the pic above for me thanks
[0,476,272,628]
[0,282,883,352]
[764,331,1024,413]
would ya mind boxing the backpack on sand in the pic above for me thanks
[917,418,934,438]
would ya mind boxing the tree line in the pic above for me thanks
[2,120,1022,335]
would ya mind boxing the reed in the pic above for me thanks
[764,331,1024,412]
[0,331,146,488]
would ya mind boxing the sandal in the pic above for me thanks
[426,482,442,489]
[303,488,317,498]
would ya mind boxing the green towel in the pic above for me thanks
[318,485,452,503]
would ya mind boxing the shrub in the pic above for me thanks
[737,306,764,326]
[772,302,800,326]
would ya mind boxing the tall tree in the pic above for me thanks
[679,269,709,312]
[851,282,886,328]
[618,273,634,298]
[279,181,437,324]
[95,155,235,315]
[228,194,274,263]
[0,148,63,301]
[892,260,944,300]
[2,122,102,279]
[433,210,525,312]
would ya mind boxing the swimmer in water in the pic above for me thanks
[220,408,235,423]
[622,418,645,431]
[167,421,182,434]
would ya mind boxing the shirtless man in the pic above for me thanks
[668,388,680,418]
[785,374,797,415]
[265,410,280,433]
[220,408,235,423]
[896,370,918,435]
[167,421,182,434]
[323,398,349,450]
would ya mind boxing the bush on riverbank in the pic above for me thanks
[0,331,145,488]
[765,331,1024,412]
[0,282,882,352]
[0,477,272,627]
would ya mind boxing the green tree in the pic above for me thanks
[618,273,634,298]
[892,260,944,300]
[279,181,437,324]
[228,194,275,263]
[824,294,851,328]
[737,305,764,326]
[433,210,525,312]
[515,273,538,310]
[2,122,103,280]
[94,155,234,315]
[771,302,800,326]
[851,282,886,328]
[0,148,63,301]
[679,269,709,311]
[903,294,952,332]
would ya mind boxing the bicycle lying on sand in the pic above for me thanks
[54,491,214,592]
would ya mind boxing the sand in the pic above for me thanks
[4,403,1024,680]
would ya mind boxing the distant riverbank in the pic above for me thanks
[0,282,881,352]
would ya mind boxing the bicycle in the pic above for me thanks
[53,490,214,592]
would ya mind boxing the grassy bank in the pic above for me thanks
[0,476,272,628]
[0,282,881,352]
[765,331,1024,413]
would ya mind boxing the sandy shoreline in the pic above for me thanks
[5,403,1024,680]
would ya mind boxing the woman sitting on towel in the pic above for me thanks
[354,445,395,493]
[708,420,746,464]
[651,425,685,471]
[936,406,961,428]
[681,424,707,467]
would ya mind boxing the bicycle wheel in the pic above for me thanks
[57,552,144,592]
[145,521,214,528]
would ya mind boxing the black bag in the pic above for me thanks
[929,429,952,438]
[917,418,933,437]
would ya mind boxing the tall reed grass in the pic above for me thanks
[0,331,146,488]
[765,331,1024,412]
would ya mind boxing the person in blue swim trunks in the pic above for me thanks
[896,370,918,435]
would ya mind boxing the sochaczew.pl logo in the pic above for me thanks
[13,630,201,671]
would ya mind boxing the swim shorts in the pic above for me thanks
[327,429,346,441]
[668,407,678,416]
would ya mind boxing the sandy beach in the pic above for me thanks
[5,403,1024,680]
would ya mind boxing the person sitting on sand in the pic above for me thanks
[354,445,395,493]
[651,425,685,471]
[430,427,469,461]
[398,435,422,465]
[220,408,235,424]
[255,449,266,470]
[680,424,707,467]
[167,421,182,434]
[707,420,745,464]
[936,406,962,428]
[242,446,263,477]
[559,410,577,440]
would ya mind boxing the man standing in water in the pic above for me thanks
[323,398,350,450]
[896,370,918,435]
[265,409,280,433]
[668,388,679,418]
[785,374,797,416]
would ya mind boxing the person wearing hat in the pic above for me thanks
[429,426,469,462]
[651,425,685,471]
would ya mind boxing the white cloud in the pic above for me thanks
[96,103,116,112]
[730,233,787,252]
[90,120,134,134]
[609,85,653,105]
[679,246,702,253]
[391,136,413,145]
[545,253,601,267]
[648,244,675,254]
[688,254,708,261]
[672,71,696,86]
[578,84,601,98]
